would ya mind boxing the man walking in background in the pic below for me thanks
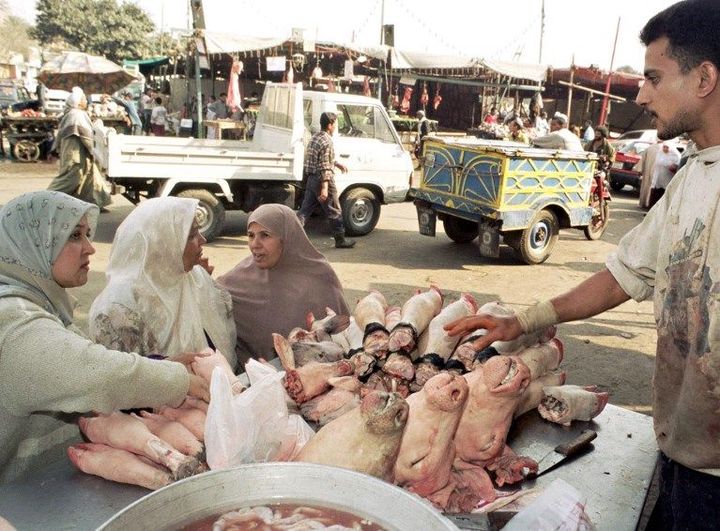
[297,112,355,249]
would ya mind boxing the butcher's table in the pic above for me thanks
[0,404,657,530]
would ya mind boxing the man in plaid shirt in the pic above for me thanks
[297,112,356,248]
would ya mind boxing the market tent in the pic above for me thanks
[390,48,547,83]
[203,31,390,61]
[123,56,170,76]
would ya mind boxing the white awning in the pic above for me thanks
[390,48,547,82]
[204,32,287,55]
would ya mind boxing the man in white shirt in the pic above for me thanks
[532,112,584,151]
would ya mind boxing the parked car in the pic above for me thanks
[609,137,687,191]
[610,129,657,151]
[609,140,652,191]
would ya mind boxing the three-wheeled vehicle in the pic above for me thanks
[409,137,610,265]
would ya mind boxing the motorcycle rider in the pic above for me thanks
[585,125,616,172]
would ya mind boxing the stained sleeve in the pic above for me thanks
[605,183,675,302]
[0,298,189,416]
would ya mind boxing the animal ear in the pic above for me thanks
[306,312,314,330]
[325,307,336,316]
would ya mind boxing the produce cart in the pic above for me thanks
[410,137,600,264]
[0,405,657,530]
[0,114,57,162]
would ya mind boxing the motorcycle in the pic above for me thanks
[584,157,612,240]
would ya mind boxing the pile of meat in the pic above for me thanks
[67,350,239,490]
[277,288,609,512]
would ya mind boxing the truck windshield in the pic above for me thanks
[337,103,396,143]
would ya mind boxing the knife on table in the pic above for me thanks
[530,429,597,477]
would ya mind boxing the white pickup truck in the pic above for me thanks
[92,83,413,240]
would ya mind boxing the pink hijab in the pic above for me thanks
[218,204,349,365]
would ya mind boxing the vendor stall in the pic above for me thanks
[0,405,657,530]
[0,113,56,162]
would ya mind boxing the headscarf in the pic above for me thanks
[52,86,94,154]
[0,191,99,325]
[88,197,236,363]
[218,204,349,364]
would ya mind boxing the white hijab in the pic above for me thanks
[0,191,98,325]
[89,197,236,365]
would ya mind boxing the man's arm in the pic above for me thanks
[445,269,630,350]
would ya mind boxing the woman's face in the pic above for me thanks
[51,215,95,288]
[182,220,207,272]
[248,221,283,269]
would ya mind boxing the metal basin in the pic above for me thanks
[98,462,459,531]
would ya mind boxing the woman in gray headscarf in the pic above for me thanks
[0,191,208,483]
[218,204,349,367]
[47,86,111,208]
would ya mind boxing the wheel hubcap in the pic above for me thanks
[530,221,549,250]
[195,205,211,230]
[351,199,372,226]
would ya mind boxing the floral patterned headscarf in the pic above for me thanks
[0,191,98,324]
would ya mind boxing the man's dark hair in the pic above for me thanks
[640,0,720,73]
[154,96,162,105]
[219,92,227,98]
[320,112,337,131]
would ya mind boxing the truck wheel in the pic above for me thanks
[342,188,380,236]
[517,210,559,265]
[176,189,225,242]
[443,215,478,243]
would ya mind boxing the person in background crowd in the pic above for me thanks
[585,125,616,172]
[506,117,529,144]
[47,87,111,209]
[140,88,154,135]
[297,112,355,249]
[414,110,431,158]
[447,1,720,527]
[213,93,229,119]
[483,106,499,124]
[0,191,209,483]
[122,92,142,136]
[648,142,681,208]
[150,96,167,137]
[582,120,595,143]
[532,112,584,151]
[534,110,550,136]
[218,204,349,367]
[569,124,582,137]
[639,140,662,208]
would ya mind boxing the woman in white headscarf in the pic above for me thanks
[218,203,349,367]
[89,197,237,368]
[47,86,111,208]
[0,191,208,484]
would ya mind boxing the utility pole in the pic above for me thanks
[599,17,621,126]
[378,0,385,105]
[190,0,206,138]
[539,0,545,63]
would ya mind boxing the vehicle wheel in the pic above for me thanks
[516,210,559,265]
[443,215,478,243]
[609,177,624,192]
[342,188,380,236]
[176,189,225,242]
[584,193,610,240]
[12,140,40,162]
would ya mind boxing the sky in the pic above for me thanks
[8,0,680,71]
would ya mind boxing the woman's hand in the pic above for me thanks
[444,313,524,352]
[199,256,214,275]
[187,374,210,402]
[170,350,212,369]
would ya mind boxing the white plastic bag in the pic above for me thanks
[205,361,314,470]
[503,479,596,531]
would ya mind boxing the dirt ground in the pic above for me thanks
[0,159,656,413]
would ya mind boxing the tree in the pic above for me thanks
[616,65,641,76]
[0,4,36,60]
[33,0,157,63]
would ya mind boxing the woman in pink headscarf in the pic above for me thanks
[218,204,349,367]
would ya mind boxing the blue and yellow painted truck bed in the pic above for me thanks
[409,137,597,231]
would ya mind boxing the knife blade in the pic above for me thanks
[532,429,597,477]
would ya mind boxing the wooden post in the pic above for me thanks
[566,61,575,118]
